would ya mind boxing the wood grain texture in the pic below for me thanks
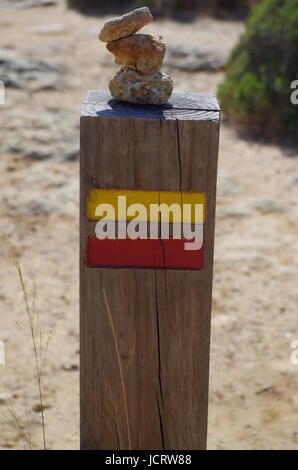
[80,91,220,450]
[81,90,219,121]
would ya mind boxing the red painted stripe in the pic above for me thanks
[163,239,204,270]
[87,237,204,270]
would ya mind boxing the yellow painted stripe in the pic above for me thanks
[182,192,206,224]
[87,189,206,223]
[87,189,159,222]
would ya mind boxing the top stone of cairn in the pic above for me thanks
[99,7,153,43]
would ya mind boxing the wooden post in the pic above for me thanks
[80,91,220,450]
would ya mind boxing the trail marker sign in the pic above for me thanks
[80,91,220,449]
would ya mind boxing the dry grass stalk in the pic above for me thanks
[6,238,51,450]
[102,376,124,449]
[102,289,132,450]
[0,385,32,449]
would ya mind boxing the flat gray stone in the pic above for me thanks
[0,48,64,90]
[164,44,228,72]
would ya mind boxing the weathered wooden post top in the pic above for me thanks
[80,90,220,450]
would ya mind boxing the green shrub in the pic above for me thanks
[218,0,298,139]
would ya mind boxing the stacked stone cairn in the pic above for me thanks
[99,7,173,105]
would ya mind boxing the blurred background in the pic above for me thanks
[0,0,297,450]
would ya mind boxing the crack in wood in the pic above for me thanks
[154,268,162,392]
[156,391,165,450]
[133,268,142,396]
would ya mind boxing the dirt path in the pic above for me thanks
[0,1,297,449]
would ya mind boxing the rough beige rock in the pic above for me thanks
[99,7,153,43]
[109,67,173,105]
[106,34,166,74]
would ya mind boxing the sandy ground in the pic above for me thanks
[0,1,297,450]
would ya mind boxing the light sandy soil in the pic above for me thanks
[0,1,297,450]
